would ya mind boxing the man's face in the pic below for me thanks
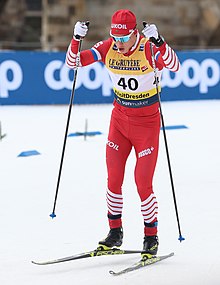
[111,30,137,54]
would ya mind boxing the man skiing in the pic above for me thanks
[65,9,180,257]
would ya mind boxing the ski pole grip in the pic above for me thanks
[143,21,148,28]
[75,21,90,40]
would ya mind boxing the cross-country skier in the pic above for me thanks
[65,9,180,257]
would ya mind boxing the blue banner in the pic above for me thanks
[0,50,220,105]
[161,51,220,101]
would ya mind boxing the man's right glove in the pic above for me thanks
[73,21,89,40]
[142,23,164,47]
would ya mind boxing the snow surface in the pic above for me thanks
[0,100,220,285]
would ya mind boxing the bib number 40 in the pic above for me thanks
[118,77,138,91]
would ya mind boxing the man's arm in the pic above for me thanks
[142,23,180,72]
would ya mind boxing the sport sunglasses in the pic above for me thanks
[110,29,135,43]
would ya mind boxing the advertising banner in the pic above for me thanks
[0,50,220,105]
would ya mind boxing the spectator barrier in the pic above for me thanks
[0,50,220,104]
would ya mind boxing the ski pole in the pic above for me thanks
[143,22,185,242]
[50,22,89,219]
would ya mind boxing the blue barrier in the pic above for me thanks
[0,50,220,105]
[162,51,220,101]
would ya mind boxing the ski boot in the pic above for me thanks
[141,235,159,260]
[98,227,123,250]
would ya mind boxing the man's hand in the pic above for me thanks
[73,21,89,40]
[142,23,164,47]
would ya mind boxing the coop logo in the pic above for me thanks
[1,56,220,99]
[0,60,23,97]
[162,58,220,93]
[44,58,220,97]
[44,60,112,96]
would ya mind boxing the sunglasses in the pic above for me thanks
[110,29,135,43]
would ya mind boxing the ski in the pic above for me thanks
[32,248,142,265]
[109,252,174,276]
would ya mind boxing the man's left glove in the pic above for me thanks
[142,23,164,47]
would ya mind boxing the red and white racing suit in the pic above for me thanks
[66,32,180,236]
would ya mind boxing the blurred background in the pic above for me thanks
[0,4,220,284]
[0,1,220,105]
[0,0,220,51]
